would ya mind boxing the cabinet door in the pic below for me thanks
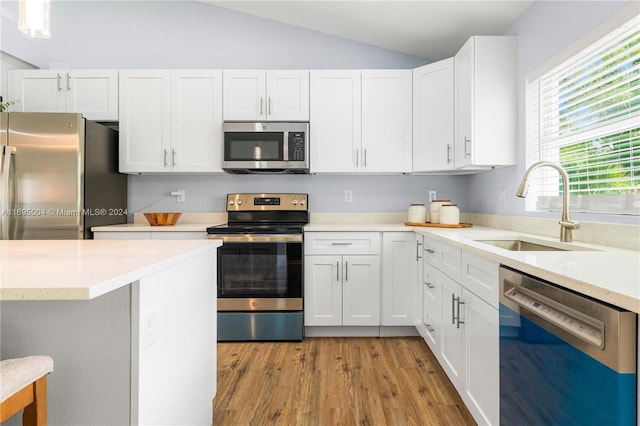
[304,255,342,326]
[67,70,119,121]
[119,70,171,173]
[412,59,454,172]
[361,70,412,173]
[439,272,465,392]
[463,289,499,426]
[415,234,425,335]
[423,264,442,354]
[454,37,474,169]
[381,232,416,326]
[309,70,361,173]
[222,70,265,121]
[455,36,517,169]
[342,255,380,326]
[266,70,309,121]
[171,70,223,173]
[9,70,65,113]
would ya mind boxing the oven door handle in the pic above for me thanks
[208,234,303,243]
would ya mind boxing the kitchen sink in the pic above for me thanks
[473,237,598,252]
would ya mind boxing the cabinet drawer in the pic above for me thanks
[424,238,461,281]
[460,251,499,308]
[304,232,380,255]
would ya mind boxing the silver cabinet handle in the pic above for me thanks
[454,296,465,329]
[464,137,471,158]
[363,149,367,168]
[331,242,353,246]
[425,282,435,289]
[416,240,423,261]
[425,248,435,254]
[426,324,435,333]
[336,261,340,282]
[268,97,272,116]
[355,149,359,168]
[163,149,168,167]
[447,144,452,164]
[67,73,71,91]
[57,73,62,92]
[259,97,264,116]
[172,149,176,167]
[344,260,348,282]
[451,294,456,325]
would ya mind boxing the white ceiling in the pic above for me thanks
[205,1,533,61]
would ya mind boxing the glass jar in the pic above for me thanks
[408,203,427,223]
[429,199,450,224]
[440,204,460,225]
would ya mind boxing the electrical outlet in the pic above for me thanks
[344,189,353,203]
[171,189,185,202]
[498,188,506,206]
[429,191,437,202]
[143,309,158,349]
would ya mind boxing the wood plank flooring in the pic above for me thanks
[213,337,476,426]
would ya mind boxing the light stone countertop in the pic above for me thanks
[0,239,222,301]
[305,223,640,314]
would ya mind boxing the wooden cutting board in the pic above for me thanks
[405,222,473,228]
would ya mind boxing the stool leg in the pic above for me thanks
[22,375,47,426]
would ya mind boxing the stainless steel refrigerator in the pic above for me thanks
[0,112,127,239]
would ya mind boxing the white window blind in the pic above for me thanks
[526,16,640,215]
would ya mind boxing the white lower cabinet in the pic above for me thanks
[423,236,499,426]
[381,232,417,326]
[304,232,381,327]
[304,254,380,326]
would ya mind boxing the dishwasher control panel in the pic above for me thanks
[505,287,604,349]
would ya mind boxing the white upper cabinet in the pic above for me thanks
[309,70,361,173]
[413,58,455,172]
[222,70,309,121]
[9,69,118,121]
[119,69,223,174]
[310,69,412,174]
[361,70,412,173]
[454,36,517,169]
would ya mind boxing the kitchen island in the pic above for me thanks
[0,239,221,425]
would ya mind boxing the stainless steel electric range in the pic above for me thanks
[207,193,308,341]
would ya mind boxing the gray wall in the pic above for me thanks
[468,0,637,225]
[2,1,637,221]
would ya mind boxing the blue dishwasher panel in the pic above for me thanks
[500,303,636,426]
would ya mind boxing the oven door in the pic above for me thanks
[213,234,303,311]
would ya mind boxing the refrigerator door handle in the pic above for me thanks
[1,146,16,240]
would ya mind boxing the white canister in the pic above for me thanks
[429,199,450,224]
[408,203,427,223]
[440,204,460,225]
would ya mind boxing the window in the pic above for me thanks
[526,15,639,215]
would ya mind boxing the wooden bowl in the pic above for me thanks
[143,212,182,226]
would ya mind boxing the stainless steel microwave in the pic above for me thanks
[222,122,309,174]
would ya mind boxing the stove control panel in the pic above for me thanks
[227,193,308,211]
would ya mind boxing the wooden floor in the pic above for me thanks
[213,337,476,426]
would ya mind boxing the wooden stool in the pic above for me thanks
[0,356,54,426]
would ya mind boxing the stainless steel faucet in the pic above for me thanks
[516,161,580,242]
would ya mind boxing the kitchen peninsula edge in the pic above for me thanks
[0,239,221,425]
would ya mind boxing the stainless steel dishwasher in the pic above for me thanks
[499,266,637,426]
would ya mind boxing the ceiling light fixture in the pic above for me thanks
[18,0,51,38]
